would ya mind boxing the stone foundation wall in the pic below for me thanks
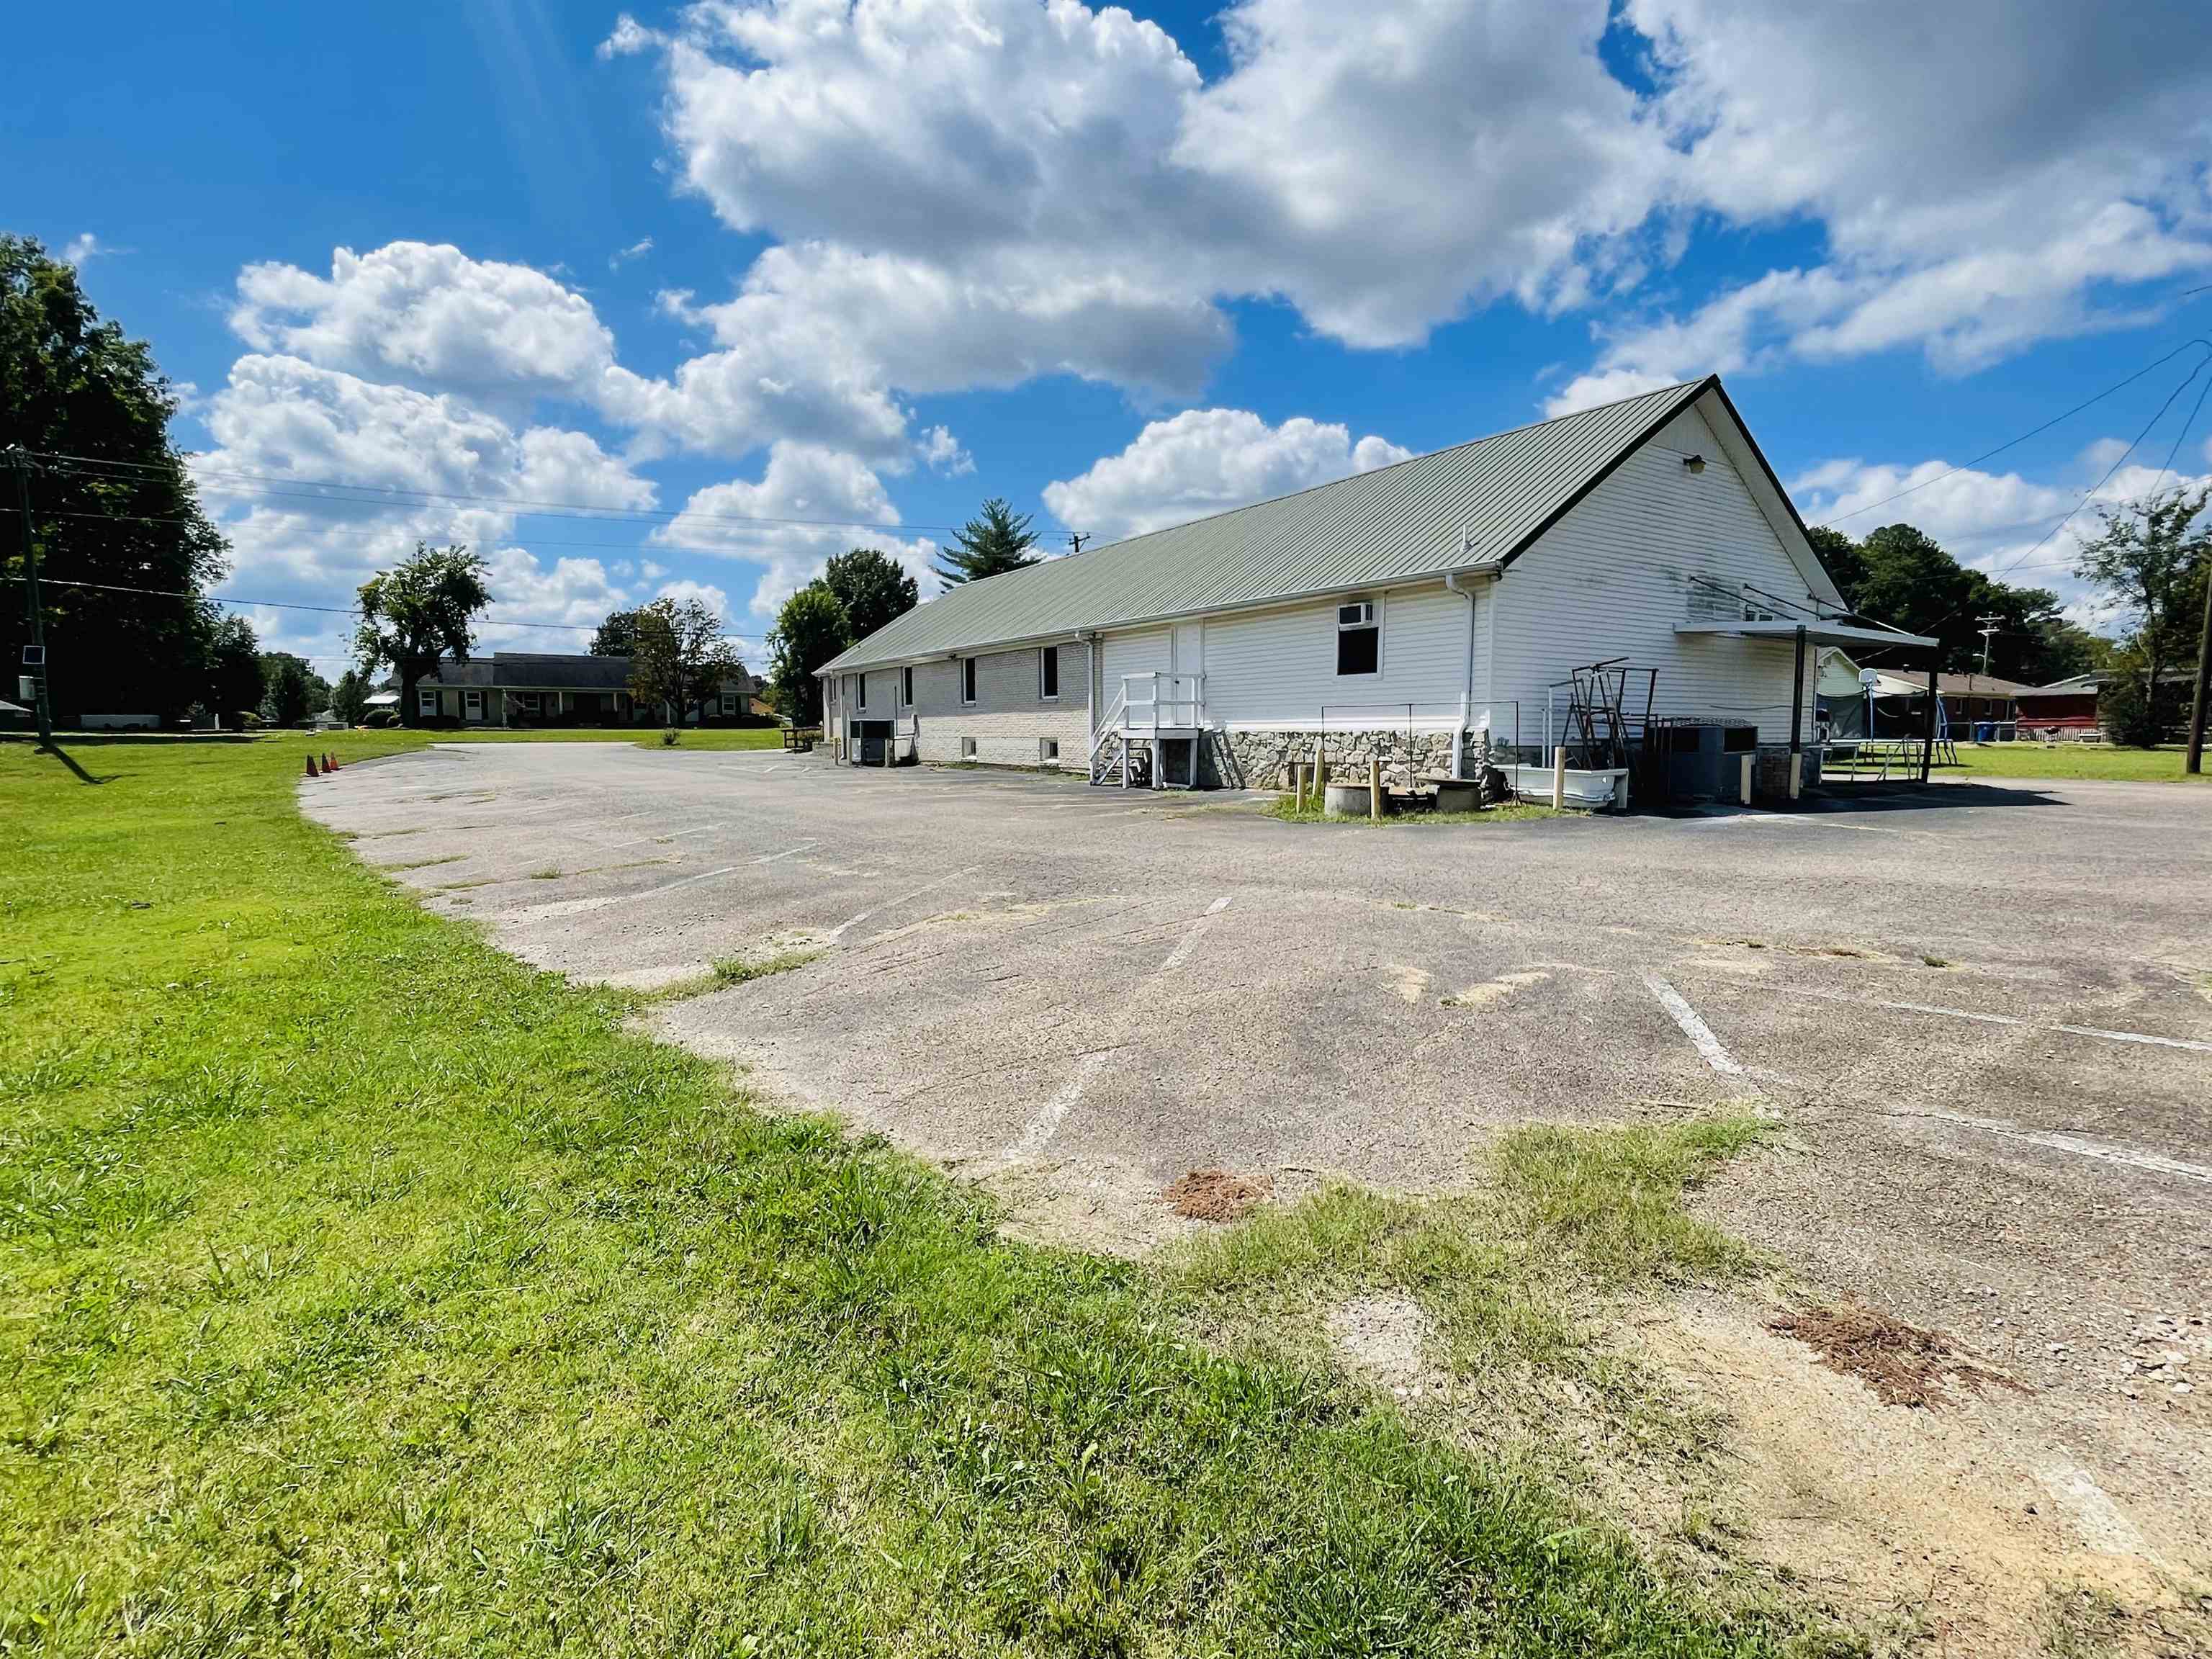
[1753,743,1823,799]
[1220,727,1515,792]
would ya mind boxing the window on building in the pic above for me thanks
[901,665,914,706]
[961,657,977,704]
[1040,738,1059,764]
[720,692,737,716]
[464,689,485,719]
[857,674,867,711]
[1336,598,1380,676]
[960,737,977,760]
[418,687,438,716]
[1040,644,1060,701]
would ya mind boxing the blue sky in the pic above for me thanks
[11,0,2212,678]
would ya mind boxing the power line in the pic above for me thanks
[0,574,768,646]
[1807,337,2212,529]
[31,448,972,538]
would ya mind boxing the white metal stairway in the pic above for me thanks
[1090,672,1207,788]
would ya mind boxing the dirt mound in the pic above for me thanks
[1164,1167,1273,1221]
[1769,1301,2017,1408]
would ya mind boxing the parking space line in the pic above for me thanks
[1644,974,1745,1074]
[1719,980,2212,1056]
[1885,1106,2212,1186]
[508,864,741,922]
[831,864,982,939]
[1007,895,1232,1161]
[749,841,819,865]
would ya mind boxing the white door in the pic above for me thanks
[1172,620,1203,725]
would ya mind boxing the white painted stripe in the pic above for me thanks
[508,866,739,922]
[607,824,718,849]
[1750,983,2212,1056]
[1007,895,1232,1161]
[1007,1049,1118,1162]
[1897,1107,2212,1186]
[748,841,818,866]
[1159,894,1232,973]
[830,864,981,939]
[1644,974,1745,1075]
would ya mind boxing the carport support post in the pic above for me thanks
[1920,656,1941,783]
[1788,624,1806,801]
[1369,757,1381,822]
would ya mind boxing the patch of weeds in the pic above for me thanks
[713,948,819,986]
[1171,1115,1772,1393]
[2038,1583,2131,1658]
[434,878,492,891]
[1920,955,1951,968]
[383,855,464,873]
[527,868,564,881]
[1267,793,1565,826]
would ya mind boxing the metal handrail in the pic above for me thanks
[1121,671,1205,730]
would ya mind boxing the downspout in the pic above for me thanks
[1444,570,1477,781]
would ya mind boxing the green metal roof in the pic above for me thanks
[822,377,1715,675]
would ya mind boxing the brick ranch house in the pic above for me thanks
[377,652,757,727]
[817,376,1936,796]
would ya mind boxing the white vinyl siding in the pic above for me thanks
[1200,584,1471,729]
[1097,627,1173,716]
[1487,405,1818,749]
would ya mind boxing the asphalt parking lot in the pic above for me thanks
[306,742,2212,1576]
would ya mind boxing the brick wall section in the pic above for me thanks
[845,642,1093,770]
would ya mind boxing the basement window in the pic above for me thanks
[1040,738,1060,764]
[1336,598,1380,677]
[961,657,977,704]
[1040,644,1060,701]
[961,737,977,760]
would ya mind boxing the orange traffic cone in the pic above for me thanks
[326,752,341,770]
[305,754,320,778]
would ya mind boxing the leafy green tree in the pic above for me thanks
[822,547,919,640]
[626,595,743,724]
[590,608,643,656]
[1804,524,1867,610]
[1,234,229,719]
[204,614,263,721]
[934,497,1039,590]
[329,667,370,725]
[2073,486,2210,745]
[258,652,330,726]
[765,585,851,724]
[353,543,490,727]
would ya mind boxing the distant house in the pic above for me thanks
[392,652,757,727]
[2015,669,2192,739]
[1817,655,2032,739]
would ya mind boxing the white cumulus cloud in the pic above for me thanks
[1044,408,1412,543]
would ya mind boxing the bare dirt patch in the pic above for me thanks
[1769,1300,2020,1408]
[1165,1166,1274,1222]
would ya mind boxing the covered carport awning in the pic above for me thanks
[1677,616,1946,786]
[1674,619,1938,650]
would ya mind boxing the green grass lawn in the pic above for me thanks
[1935,743,2209,783]
[1,734,1845,1656]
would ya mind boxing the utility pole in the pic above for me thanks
[1975,614,2002,680]
[2187,562,2211,775]
[1067,531,1089,555]
[6,447,53,749]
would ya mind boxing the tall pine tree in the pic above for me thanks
[933,498,1040,590]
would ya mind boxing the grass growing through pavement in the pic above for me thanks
[1267,793,1566,825]
[1171,1119,1768,1399]
[2,734,1833,1657]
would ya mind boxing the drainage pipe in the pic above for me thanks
[1444,570,1480,781]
